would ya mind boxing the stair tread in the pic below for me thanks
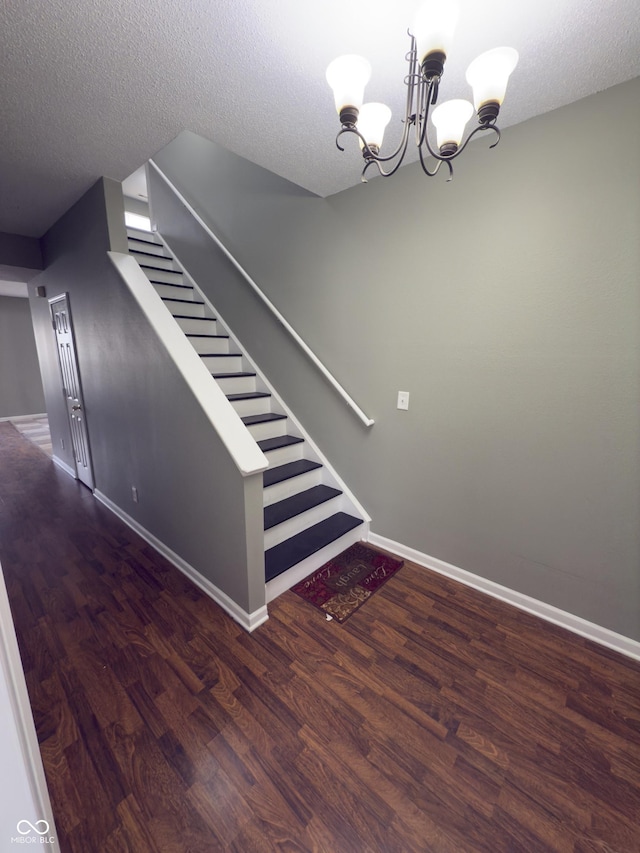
[127,236,160,246]
[141,263,182,273]
[264,512,363,581]
[263,459,322,488]
[258,435,303,452]
[264,485,341,530]
[151,280,191,289]
[129,248,174,260]
[242,412,285,426]
[227,391,270,402]
[214,371,256,379]
[162,296,204,305]
[175,315,217,321]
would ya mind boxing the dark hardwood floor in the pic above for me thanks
[1,421,640,852]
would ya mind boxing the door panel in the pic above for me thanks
[49,295,94,490]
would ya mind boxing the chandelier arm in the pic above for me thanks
[418,141,448,178]
[360,159,382,182]
[336,125,410,179]
[419,79,451,162]
[362,34,420,166]
[364,118,413,165]
[415,75,427,147]
[362,151,412,180]
[446,122,502,159]
[416,76,444,153]
[335,126,354,152]
[434,124,500,162]
[336,124,381,158]
[488,126,501,148]
[370,82,416,163]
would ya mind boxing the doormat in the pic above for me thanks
[291,543,403,623]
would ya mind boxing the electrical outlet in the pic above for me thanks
[397,391,410,410]
[131,486,139,503]
[60,439,65,449]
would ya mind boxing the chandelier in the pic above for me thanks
[326,2,518,183]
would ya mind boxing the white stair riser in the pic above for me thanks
[229,396,272,417]
[128,241,166,259]
[163,299,205,318]
[263,467,323,507]
[264,495,344,550]
[130,251,175,270]
[142,267,184,285]
[246,417,288,442]
[263,443,304,467]
[191,338,230,356]
[265,524,367,604]
[127,228,161,244]
[187,333,223,352]
[153,282,196,301]
[176,317,217,335]
[214,375,257,395]
[201,355,244,373]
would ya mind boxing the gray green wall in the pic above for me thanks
[29,178,264,615]
[0,231,42,281]
[151,76,640,640]
[123,195,150,219]
[0,296,45,418]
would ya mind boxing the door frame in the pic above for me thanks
[48,293,95,490]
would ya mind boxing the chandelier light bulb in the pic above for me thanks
[466,46,519,112]
[357,103,392,151]
[326,55,372,125]
[431,99,474,153]
[412,0,460,66]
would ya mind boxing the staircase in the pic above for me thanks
[126,227,366,592]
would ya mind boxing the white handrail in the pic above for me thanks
[148,159,375,428]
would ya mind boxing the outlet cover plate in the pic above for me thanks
[397,391,410,410]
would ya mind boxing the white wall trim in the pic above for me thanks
[51,455,76,479]
[368,531,640,663]
[0,565,60,851]
[94,491,269,633]
[0,413,47,422]
[148,158,374,428]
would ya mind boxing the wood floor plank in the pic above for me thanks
[2,421,640,852]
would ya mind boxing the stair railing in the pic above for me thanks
[148,159,375,428]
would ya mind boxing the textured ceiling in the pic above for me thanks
[1,0,640,238]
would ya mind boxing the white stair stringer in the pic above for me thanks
[126,227,370,598]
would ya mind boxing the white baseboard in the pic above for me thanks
[0,413,48,423]
[52,455,76,479]
[94,491,268,633]
[368,532,640,663]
